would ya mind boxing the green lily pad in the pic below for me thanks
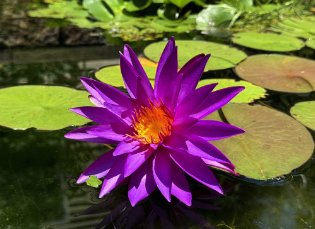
[86,175,102,188]
[290,101,315,130]
[235,54,315,93]
[144,40,247,71]
[197,79,267,103]
[271,19,315,39]
[95,65,156,88]
[306,39,315,49]
[232,32,304,51]
[206,103,314,180]
[0,86,91,130]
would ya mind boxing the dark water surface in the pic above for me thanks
[1,43,315,229]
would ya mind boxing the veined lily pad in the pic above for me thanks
[95,65,156,88]
[306,39,315,49]
[235,54,315,93]
[144,40,247,71]
[197,79,267,103]
[0,86,91,130]
[206,103,314,180]
[232,32,304,51]
[290,101,315,130]
[271,19,315,39]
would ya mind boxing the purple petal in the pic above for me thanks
[65,126,119,144]
[163,134,187,150]
[80,77,106,105]
[171,160,192,206]
[202,159,237,175]
[190,86,245,119]
[154,37,175,97]
[120,53,139,99]
[163,73,183,113]
[177,54,205,77]
[176,54,211,105]
[169,148,223,194]
[113,138,141,156]
[70,107,124,124]
[153,147,172,202]
[172,116,198,133]
[103,103,134,125]
[89,95,104,107]
[124,145,155,177]
[136,75,155,107]
[175,83,217,119]
[91,79,134,109]
[86,123,132,141]
[183,120,245,141]
[128,157,156,206]
[77,149,120,183]
[99,154,128,198]
[155,47,178,102]
[183,134,233,165]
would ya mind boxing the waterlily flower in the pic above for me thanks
[65,37,245,207]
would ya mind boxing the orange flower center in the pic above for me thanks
[130,101,173,144]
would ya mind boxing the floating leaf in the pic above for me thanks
[86,175,102,188]
[95,65,156,88]
[144,40,247,71]
[206,103,314,180]
[0,86,91,130]
[197,79,267,103]
[290,101,315,130]
[125,0,152,12]
[235,54,315,93]
[232,32,304,51]
[306,39,315,49]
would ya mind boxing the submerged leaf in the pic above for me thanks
[290,101,315,130]
[235,54,315,93]
[0,86,91,130]
[206,103,314,180]
[197,79,267,103]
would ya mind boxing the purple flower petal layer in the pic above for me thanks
[100,154,128,198]
[183,120,245,141]
[202,158,236,175]
[80,77,106,105]
[171,160,192,206]
[65,126,119,144]
[86,123,132,141]
[113,138,141,156]
[153,147,172,202]
[88,95,104,107]
[172,116,198,134]
[169,148,223,194]
[77,149,120,183]
[128,157,156,207]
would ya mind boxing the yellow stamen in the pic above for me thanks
[129,101,173,144]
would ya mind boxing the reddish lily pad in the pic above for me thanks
[290,101,315,130]
[206,103,314,180]
[235,54,315,93]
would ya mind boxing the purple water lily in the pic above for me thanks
[65,37,245,207]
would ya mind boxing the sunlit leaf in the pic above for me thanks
[86,175,102,188]
[144,40,247,71]
[197,79,267,103]
[223,0,252,11]
[235,54,315,93]
[125,0,152,12]
[290,101,315,130]
[83,0,114,21]
[169,0,192,8]
[306,39,315,49]
[206,103,314,180]
[232,32,304,51]
[0,86,91,130]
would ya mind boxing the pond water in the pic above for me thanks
[1,41,315,229]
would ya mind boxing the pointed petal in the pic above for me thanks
[89,95,104,107]
[65,126,119,144]
[154,37,175,97]
[171,160,192,206]
[202,158,237,175]
[103,103,134,125]
[91,79,134,109]
[155,47,178,102]
[86,123,132,141]
[177,54,211,105]
[120,53,139,98]
[77,149,120,183]
[175,83,217,119]
[99,154,128,198]
[153,147,172,202]
[70,107,124,124]
[113,138,141,156]
[163,73,183,113]
[172,116,198,133]
[136,75,155,107]
[128,157,156,206]
[124,146,155,177]
[183,134,233,165]
[183,120,245,141]
[80,77,105,105]
[190,86,245,119]
[169,148,223,194]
